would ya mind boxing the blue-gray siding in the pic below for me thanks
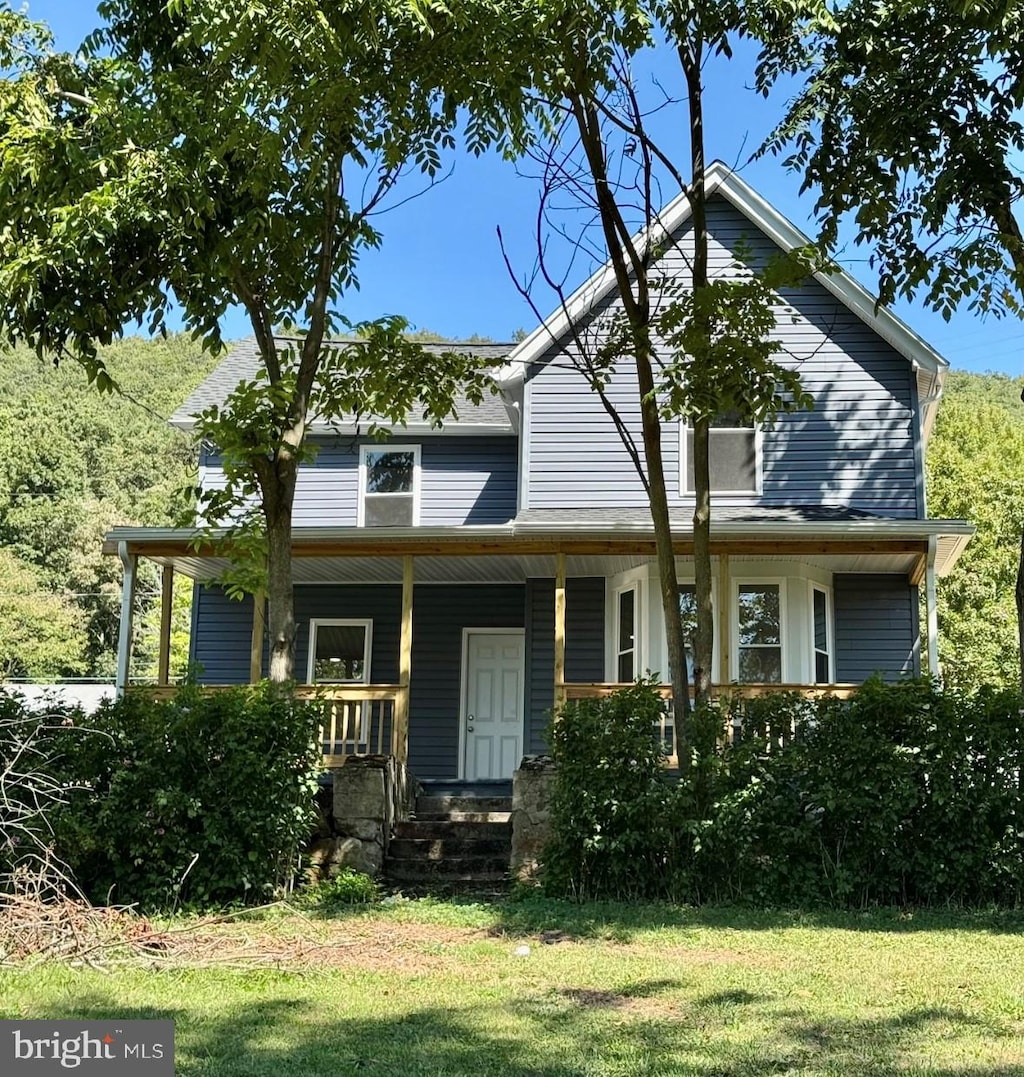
[834,574,920,681]
[201,435,518,526]
[190,584,255,684]
[524,577,606,754]
[525,196,922,518]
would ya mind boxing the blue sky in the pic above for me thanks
[24,0,1024,378]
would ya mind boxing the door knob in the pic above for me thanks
[467,714,474,732]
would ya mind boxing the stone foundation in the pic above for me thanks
[307,755,418,880]
[510,755,556,884]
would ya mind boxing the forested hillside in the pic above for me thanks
[928,370,1024,687]
[0,336,1020,687]
[0,336,219,680]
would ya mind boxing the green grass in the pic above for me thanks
[3,898,1024,1076]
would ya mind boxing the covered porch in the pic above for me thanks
[103,516,972,773]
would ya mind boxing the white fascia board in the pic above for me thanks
[500,161,949,417]
[170,419,517,437]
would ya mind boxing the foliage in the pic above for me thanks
[686,679,1024,907]
[296,869,380,909]
[543,679,1024,907]
[764,0,1024,318]
[0,336,217,679]
[542,681,677,901]
[0,0,535,681]
[53,684,322,909]
[0,551,87,680]
[0,691,86,884]
[928,372,1024,687]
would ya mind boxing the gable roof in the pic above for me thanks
[500,160,949,438]
[171,336,518,434]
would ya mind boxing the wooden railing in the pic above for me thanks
[125,683,406,767]
[561,682,859,766]
[296,684,404,766]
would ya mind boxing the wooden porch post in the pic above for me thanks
[157,564,174,687]
[717,553,731,686]
[925,536,940,677]
[250,591,265,683]
[554,552,566,710]
[394,555,414,763]
[115,542,137,698]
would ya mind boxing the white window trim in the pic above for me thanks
[357,444,421,527]
[679,422,763,497]
[810,583,835,685]
[613,583,640,683]
[732,577,787,683]
[307,618,373,684]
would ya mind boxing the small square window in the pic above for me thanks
[309,620,372,684]
[682,413,759,494]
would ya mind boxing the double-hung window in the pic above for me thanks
[359,445,420,526]
[682,411,759,494]
[678,584,697,681]
[736,583,783,683]
[616,587,637,682]
[811,586,833,684]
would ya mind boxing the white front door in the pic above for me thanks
[462,630,525,781]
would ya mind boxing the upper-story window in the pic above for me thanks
[681,411,759,494]
[358,445,420,526]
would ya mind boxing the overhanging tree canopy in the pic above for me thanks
[0,0,532,681]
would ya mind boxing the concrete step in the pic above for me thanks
[388,836,511,861]
[413,810,512,824]
[385,855,510,883]
[416,795,512,815]
[393,819,510,841]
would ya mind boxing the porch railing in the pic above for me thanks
[561,682,859,767]
[125,683,406,768]
[295,684,404,765]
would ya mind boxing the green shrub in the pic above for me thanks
[541,678,1024,908]
[54,683,322,910]
[686,679,1024,907]
[296,869,379,909]
[542,680,677,901]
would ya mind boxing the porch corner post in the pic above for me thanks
[115,542,137,698]
[250,591,266,684]
[554,552,567,711]
[395,555,414,763]
[925,535,940,678]
[717,552,731,688]
[157,564,174,687]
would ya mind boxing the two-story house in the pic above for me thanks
[104,163,973,787]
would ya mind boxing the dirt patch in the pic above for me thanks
[150,917,497,974]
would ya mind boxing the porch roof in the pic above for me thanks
[103,510,973,581]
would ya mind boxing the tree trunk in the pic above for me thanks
[636,337,693,739]
[1017,525,1024,694]
[263,456,299,683]
[691,414,714,705]
[682,40,714,709]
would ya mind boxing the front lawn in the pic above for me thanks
[2,898,1023,1076]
